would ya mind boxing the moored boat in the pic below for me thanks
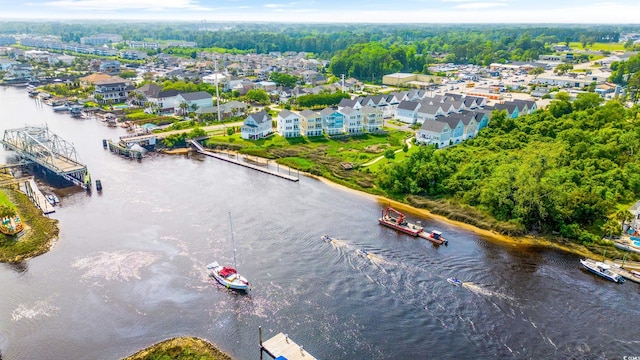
[378,206,424,236]
[207,212,250,292]
[580,259,624,283]
[379,206,448,245]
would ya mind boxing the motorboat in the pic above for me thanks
[447,277,462,286]
[580,259,624,283]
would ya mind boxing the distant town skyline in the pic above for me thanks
[1,0,640,24]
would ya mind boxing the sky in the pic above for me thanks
[0,0,639,24]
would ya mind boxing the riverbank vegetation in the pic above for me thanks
[123,337,232,360]
[0,187,59,263]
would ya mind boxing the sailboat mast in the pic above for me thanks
[229,212,237,268]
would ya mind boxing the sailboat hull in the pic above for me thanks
[207,262,250,291]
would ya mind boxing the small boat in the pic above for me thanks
[53,104,70,112]
[46,194,60,205]
[321,234,335,243]
[419,230,448,245]
[447,277,462,286]
[69,105,83,117]
[207,212,250,292]
[580,259,624,283]
[95,180,102,192]
[356,248,370,258]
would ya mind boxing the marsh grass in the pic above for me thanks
[124,337,232,360]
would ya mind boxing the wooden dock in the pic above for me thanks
[188,140,299,182]
[605,260,640,283]
[260,330,317,360]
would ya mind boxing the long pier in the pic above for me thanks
[188,140,300,182]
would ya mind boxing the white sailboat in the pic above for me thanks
[207,212,250,291]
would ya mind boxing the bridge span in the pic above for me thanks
[1,126,89,188]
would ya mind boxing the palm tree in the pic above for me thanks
[602,219,621,240]
[179,101,189,119]
[615,209,635,233]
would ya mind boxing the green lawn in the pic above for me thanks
[0,190,13,207]
[568,42,625,52]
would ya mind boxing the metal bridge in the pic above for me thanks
[1,126,88,188]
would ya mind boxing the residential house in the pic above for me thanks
[146,89,181,113]
[299,109,323,137]
[276,110,301,138]
[416,102,446,123]
[241,111,273,140]
[474,109,492,131]
[94,78,133,104]
[360,105,384,133]
[319,108,345,136]
[440,116,465,144]
[417,120,452,148]
[0,58,18,71]
[512,99,537,115]
[99,60,121,75]
[175,91,212,114]
[339,106,364,134]
[6,63,33,80]
[493,102,519,118]
[395,100,421,124]
[338,98,362,111]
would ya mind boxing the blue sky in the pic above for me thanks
[0,0,639,23]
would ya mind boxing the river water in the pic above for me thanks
[0,86,638,360]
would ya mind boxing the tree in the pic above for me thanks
[179,101,190,118]
[615,210,635,232]
[602,219,622,239]
[384,149,396,162]
[245,89,270,105]
[0,204,17,219]
[573,92,603,111]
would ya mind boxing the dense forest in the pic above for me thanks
[377,94,640,241]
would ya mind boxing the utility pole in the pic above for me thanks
[341,74,345,93]
[214,59,223,129]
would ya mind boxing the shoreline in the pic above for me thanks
[165,147,601,259]
[310,173,599,259]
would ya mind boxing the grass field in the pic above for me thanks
[568,42,625,52]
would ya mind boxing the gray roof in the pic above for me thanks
[136,83,161,97]
[417,103,444,114]
[440,116,463,129]
[278,109,296,118]
[420,120,449,133]
[300,109,320,118]
[444,93,463,101]
[320,107,339,116]
[397,100,420,111]
[339,106,357,116]
[338,98,359,108]
[360,105,379,114]
[179,91,211,101]
[247,110,271,124]
[155,89,180,98]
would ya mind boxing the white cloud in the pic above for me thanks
[38,0,213,12]
[456,2,507,9]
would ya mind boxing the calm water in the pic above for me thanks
[0,86,638,360]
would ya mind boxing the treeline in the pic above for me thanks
[0,22,627,58]
[294,92,350,108]
[377,95,640,241]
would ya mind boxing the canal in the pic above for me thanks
[0,86,638,359]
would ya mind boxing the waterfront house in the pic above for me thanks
[395,100,421,124]
[339,106,364,135]
[99,60,121,75]
[196,100,249,120]
[299,109,323,137]
[241,111,273,140]
[319,108,345,136]
[276,110,301,138]
[94,78,133,104]
[175,91,212,114]
[360,105,384,133]
[146,89,181,113]
[417,120,452,148]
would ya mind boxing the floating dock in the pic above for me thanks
[188,140,299,182]
[260,327,316,360]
